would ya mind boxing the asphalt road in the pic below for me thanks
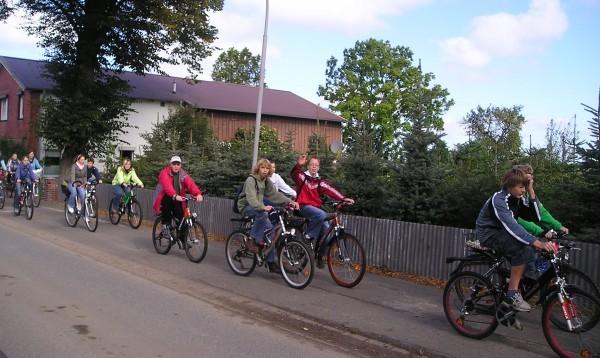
[0,203,564,357]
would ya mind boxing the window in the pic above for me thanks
[17,94,24,120]
[120,149,134,161]
[0,96,7,121]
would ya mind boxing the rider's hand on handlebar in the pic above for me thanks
[263,205,273,212]
[543,230,556,240]
[533,239,558,253]
[195,194,203,202]
[343,198,355,205]
[289,201,299,210]
[560,226,569,235]
[175,195,185,202]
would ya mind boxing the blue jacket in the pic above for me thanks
[87,166,102,183]
[30,158,42,170]
[476,188,541,245]
[16,163,37,182]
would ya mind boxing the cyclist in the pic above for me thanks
[237,158,299,273]
[475,167,557,312]
[153,155,202,241]
[86,157,102,184]
[291,154,353,267]
[269,161,296,199]
[6,153,19,186]
[67,154,87,214]
[14,155,37,209]
[111,158,143,214]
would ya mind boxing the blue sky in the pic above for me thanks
[1,0,598,147]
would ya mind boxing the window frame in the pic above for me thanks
[0,95,8,121]
[17,93,24,120]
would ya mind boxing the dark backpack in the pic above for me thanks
[232,176,260,214]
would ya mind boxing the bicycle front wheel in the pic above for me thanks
[127,199,143,229]
[108,198,122,225]
[184,221,208,263]
[542,287,600,358]
[13,195,22,216]
[25,191,34,220]
[33,182,42,207]
[84,196,99,232]
[279,238,314,289]
[327,233,366,288]
[225,230,256,276]
[443,271,499,339]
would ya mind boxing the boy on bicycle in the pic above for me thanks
[476,167,556,311]
[14,155,37,209]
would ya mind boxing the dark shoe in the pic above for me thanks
[267,262,281,274]
[316,255,325,269]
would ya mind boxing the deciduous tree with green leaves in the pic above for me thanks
[211,47,261,86]
[317,38,453,159]
[0,0,223,180]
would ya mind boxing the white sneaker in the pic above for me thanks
[506,292,531,312]
[68,206,75,214]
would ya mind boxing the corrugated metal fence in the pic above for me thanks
[93,184,600,285]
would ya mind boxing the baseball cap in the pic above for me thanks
[170,155,182,164]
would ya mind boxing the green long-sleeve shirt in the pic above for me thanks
[111,167,143,186]
[517,199,562,236]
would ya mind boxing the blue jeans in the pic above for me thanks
[112,185,131,207]
[243,206,276,263]
[300,205,329,242]
[68,184,85,210]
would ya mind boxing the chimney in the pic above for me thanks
[172,80,177,94]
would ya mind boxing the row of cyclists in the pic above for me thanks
[0,151,43,209]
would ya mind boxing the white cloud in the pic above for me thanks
[440,0,568,68]
[0,11,43,57]
[226,0,430,34]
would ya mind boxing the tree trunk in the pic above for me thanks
[59,156,73,185]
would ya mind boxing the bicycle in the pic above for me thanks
[32,168,43,207]
[225,206,315,289]
[0,169,6,209]
[5,171,15,198]
[447,233,600,302]
[13,180,34,220]
[294,201,366,288]
[64,181,99,232]
[151,196,208,263]
[109,184,143,229]
[443,238,600,358]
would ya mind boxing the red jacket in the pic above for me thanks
[153,166,202,214]
[291,164,345,208]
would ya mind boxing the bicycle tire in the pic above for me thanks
[127,198,143,229]
[542,286,600,358]
[0,184,5,209]
[33,181,41,207]
[84,196,98,232]
[544,266,600,300]
[152,217,172,255]
[13,195,22,216]
[279,237,314,289]
[225,230,256,276]
[108,198,122,225]
[25,190,34,220]
[183,221,208,263]
[64,200,78,227]
[326,233,366,288]
[443,271,499,339]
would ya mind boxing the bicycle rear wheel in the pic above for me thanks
[33,181,42,207]
[280,238,314,289]
[542,287,600,358]
[184,221,208,263]
[84,196,98,232]
[127,199,143,229]
[108,198,122,225]
[443,271,499,339]
[64,200,78,227]
[152,217,172,255]
[225,231,256,276]
[25,190,34,220]
[327,233,366,288]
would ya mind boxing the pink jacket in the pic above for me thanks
[152,166,202,214]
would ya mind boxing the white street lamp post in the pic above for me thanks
[252,0,269,167]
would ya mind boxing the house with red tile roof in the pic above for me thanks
[0,56,343,175]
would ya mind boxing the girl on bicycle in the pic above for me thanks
[237,158,299,272]
[111,158,143,213]
[67,154,87,214]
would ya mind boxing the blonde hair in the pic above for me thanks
[252,158,273,176]
[513,164,533,175]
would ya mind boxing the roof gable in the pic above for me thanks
[0,56,342,122]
